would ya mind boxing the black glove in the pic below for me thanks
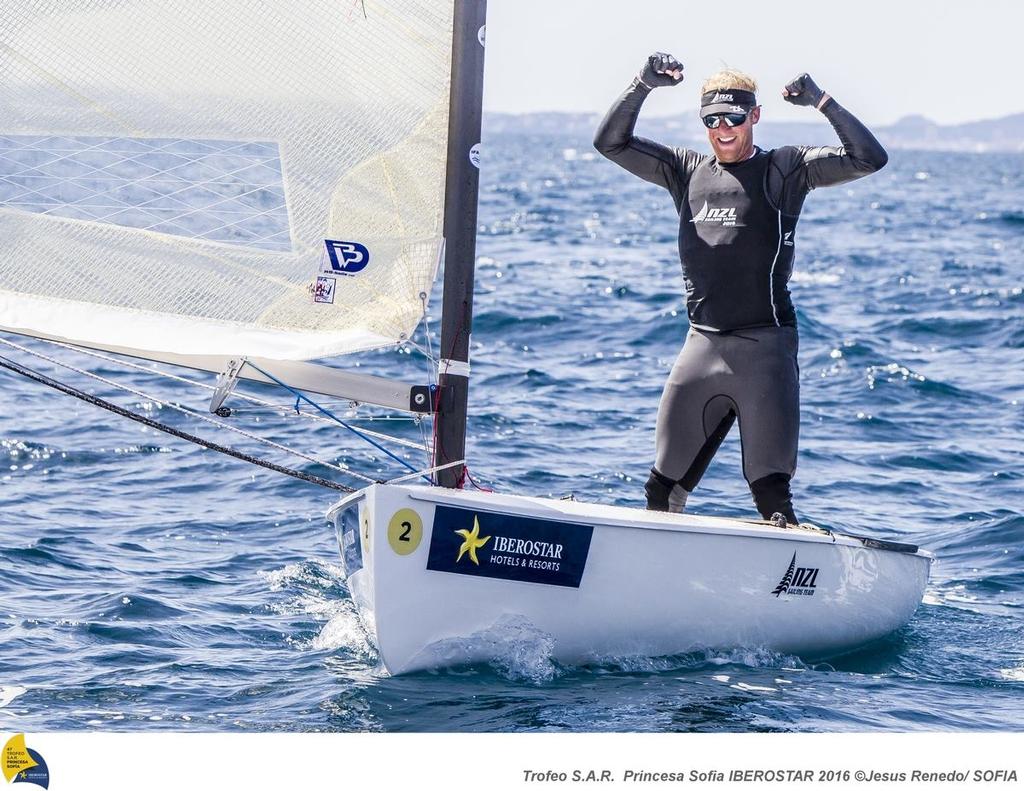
[639,52,684,89]
[783,73,825,107]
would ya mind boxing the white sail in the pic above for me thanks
[0,1,454,361]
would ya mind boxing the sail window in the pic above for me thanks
[0,135,291,251]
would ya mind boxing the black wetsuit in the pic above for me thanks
[594,78,887,521]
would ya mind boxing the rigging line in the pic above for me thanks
[0,336,376,485]
[12,336,428,452]
[403,339,441,372]
[242,359,431,483]
[419,291,438,386]
[0,355,355,493]
[463,467,494,493]
[386,459,464,485]
[416,292,438,465]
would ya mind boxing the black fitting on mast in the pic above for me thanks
[433,0,487,489]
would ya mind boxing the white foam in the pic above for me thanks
[731,682,778,693]
[0,686,27,708]
[311,602,374,656]
[412,614,560,683]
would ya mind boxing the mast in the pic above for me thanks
[433,0,487,488]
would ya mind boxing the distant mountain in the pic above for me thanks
[484,111,1024,153]
[876,113,1024,152]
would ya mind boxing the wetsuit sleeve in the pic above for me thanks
[768,97,888,215]
[593,78,696,208]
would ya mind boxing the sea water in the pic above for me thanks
[0,127,1022,732]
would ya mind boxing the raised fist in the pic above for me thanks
[782,73,825,107]
[640,52,684,88]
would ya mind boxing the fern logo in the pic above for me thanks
[772,552,819,597]
[772,552,797,597]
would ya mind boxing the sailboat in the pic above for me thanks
[0,0,930,676]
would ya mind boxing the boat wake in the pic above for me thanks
[260,560,376,661]
[311,603,378,660]
[412,614,562,683]
[402,614,816,684]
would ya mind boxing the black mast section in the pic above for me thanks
[433,0,486,488]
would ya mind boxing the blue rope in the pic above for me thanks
[245,360,428,481]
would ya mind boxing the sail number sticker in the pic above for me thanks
[313,276,336,304]
[426,506,593,588]
[388,508,423,555]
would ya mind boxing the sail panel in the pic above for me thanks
[0,135,292,251]
[0,0,454,360]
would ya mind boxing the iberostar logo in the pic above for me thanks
[427,505,592,588]
[2,734,49,789]
[454,516,491,565]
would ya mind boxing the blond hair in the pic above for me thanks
[701,69,757,95]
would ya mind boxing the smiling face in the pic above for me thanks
[706,105,761,163]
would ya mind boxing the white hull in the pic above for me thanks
[327,484,931,675]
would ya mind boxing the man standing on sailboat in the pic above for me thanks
[594,53,888,523]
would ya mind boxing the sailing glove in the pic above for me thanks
[639,52,684,89]
[782,73,825,108]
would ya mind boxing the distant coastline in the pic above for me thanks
[484,111,1024,153]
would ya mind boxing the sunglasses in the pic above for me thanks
[702,112,749,129]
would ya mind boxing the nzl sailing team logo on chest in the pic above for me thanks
[771,552,820,597]
[426,506,593,588]
[690,200,743,227]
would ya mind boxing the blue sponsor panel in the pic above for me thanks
[337,501,363,575]
[426,505,593,588]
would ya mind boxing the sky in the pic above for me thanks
[482,0,1024,126]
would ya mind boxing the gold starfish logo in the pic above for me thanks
[454,516,491,565]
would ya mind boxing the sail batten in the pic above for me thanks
[0,1,455,362]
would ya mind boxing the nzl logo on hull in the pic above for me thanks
[771,552,820,597]
[690,200,743,227]
[426,506,593,588]
[322,239,370,275]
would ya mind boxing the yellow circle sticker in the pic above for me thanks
[387,508,423,555]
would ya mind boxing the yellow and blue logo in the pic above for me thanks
[2,734,49,789]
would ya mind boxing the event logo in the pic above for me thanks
[427,506,592,588]
[771,552,819,597]
[2,734,49,789]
